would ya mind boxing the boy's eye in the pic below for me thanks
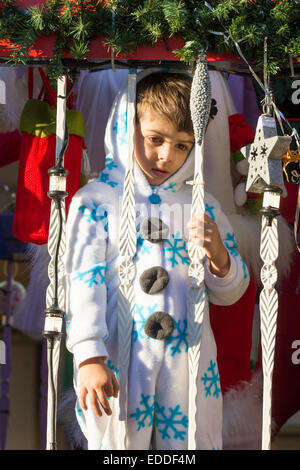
[177,143,188,151]
[148,136,163,144]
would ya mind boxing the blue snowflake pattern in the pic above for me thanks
[228,248,248,279]
[78,203,108,231]
[75,403,83,419]
[73,264,106,288]
[223,233,248,279]
[132,303,158,342]
[105,154,117,171]
[166,319,188,356]
[98,171,119,188]
[223,232,238,250]
[205,203,216,221]
[130,394,155,431]
[201,360,221,399]
[106,359,119,378]
[78,203,98,222]
[113,111,127,146]
[155,402,188,441]
[240,257,248,279]
[136,234,152,256]
[163,232,189,268]
[162,182,176,192]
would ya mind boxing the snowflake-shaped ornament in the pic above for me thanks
[241,115,291,194]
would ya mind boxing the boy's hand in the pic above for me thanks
[187,214,230,277]
[78,356,119,418]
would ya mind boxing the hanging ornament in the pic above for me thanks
[242,115,292,194]
[240,110,292,450]
[282,143,300,185]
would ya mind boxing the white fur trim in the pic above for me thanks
[222,371,263,450]
[234,182,247,207]
[236,159,249,176]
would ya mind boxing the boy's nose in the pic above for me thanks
[158,144,173,162]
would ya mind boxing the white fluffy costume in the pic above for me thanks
[64,69,250,450]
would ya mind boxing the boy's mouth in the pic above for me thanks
[151,168,170,177]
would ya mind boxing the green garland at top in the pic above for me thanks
[0,0,299,79]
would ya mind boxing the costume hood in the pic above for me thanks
[103,68,197,193]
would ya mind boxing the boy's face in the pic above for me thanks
[134,110,194,186]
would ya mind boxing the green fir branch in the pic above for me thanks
[0,0,299,78]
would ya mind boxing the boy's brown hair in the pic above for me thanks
[136,72,194,136]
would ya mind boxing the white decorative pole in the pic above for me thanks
[117,69,137,450]
[242,114,291,450]
[187,56,211,450]
[44,75,68,450]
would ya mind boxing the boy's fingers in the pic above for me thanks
[104,378,114,397]
[112,374,120,397]
[189,214,213,227]
[88,389,103,418]
[97,388,112,416]
[79,387,88,411]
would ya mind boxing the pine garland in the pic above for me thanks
[0,0,299,79]
[0,0,112,79]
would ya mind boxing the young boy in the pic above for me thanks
[65,71,249,450]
